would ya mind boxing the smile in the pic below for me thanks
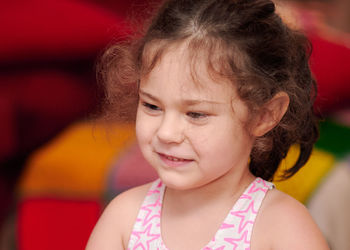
[157,153,193,167]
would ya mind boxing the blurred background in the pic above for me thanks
[0,0,349,249]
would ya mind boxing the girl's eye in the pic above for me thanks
[142,102,161,111]
[186,112,208,119]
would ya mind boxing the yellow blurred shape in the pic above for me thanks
[274,145,335,204]
[18,122,136,198]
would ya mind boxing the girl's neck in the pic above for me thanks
[164,168,255,213]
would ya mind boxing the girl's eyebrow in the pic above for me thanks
[139,89,224,105]
[139,89,158,101]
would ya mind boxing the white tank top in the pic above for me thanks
[127,177,274,250]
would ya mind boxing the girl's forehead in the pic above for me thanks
[141,42,236,99]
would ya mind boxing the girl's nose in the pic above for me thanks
[156,113,184,144]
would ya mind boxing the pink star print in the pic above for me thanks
[203,247,225,250]
[220,222,235,229]
[139,206,160,227]
[247,179,269,194]
[146,189,160,196]
[230,201,257,233]
[240,194,252,200]
[224,230,250,249]
[132,223,160,250]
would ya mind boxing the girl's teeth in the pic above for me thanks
[166,155,181,161]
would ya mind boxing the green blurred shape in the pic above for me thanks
[315,119,350,159]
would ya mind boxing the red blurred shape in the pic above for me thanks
[17,198,102,250]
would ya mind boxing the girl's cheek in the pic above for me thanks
[135,114,147,141]
[136,114,157,140]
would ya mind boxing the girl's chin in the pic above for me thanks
[157,173,208,191]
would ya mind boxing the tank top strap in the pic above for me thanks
[205,177,275,249]
[127,177,274,250]
[127,179,165,250]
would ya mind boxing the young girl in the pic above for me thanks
[87,0,329,249]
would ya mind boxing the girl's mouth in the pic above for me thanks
[158,153,193,168]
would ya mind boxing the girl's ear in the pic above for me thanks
[252,92,290,137]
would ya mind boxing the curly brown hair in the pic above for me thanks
[98,0,319,181]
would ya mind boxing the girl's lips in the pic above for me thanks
[158,153,193,168]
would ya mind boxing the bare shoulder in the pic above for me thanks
[252,188,330,250]
[86,182,152,250]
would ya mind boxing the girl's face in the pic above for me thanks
[136,44,256,190]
